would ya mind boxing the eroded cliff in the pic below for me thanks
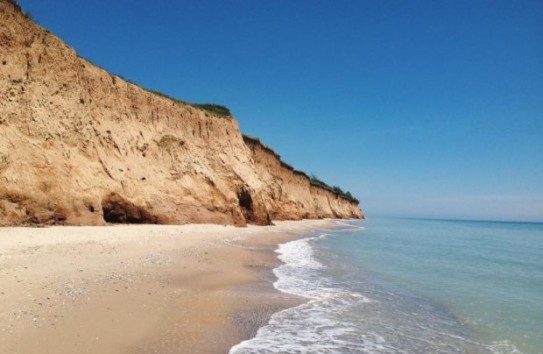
[0,0,363,226]
[243,136,363,220]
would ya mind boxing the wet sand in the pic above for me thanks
[0,220,334,354]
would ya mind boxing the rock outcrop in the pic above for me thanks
[0,0,363,226]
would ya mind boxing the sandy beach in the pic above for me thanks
[0,220,334,354]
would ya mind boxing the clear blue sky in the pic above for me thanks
[19,0,543,222]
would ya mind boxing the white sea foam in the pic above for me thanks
[229,233,396,354]
[229,222,500,354]
[334,220,366,231]
[488,340,524,354]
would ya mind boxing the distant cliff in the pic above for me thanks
[243,136,362,220]
[0,0,363,226]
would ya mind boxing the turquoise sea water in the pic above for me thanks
[231,218,543,354]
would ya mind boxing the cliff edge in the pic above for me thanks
[0,0,364,226]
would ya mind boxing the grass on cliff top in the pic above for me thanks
[310,174,360,205]
[148,90,231,118]
[108,73,232,119]
[192,104,231,117]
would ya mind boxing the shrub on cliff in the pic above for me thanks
[333,186,359,204]
[310,175,359,205]
[147,90,231,118]
[192,104,231,118]
[310,174,331,189]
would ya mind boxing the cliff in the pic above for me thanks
[0,0,363,226]
[243,136,362,220]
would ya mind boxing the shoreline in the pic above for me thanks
[0,219,336,354]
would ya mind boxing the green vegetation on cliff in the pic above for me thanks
[147,90,231,118]
[310,175,360,205]
[191,104,231,118]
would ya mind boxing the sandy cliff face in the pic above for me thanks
[0,0,363,226]
[243,136,363,220]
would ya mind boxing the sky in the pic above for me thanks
[18,0,543,222]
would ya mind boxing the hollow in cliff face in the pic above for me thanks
[236,187,273,226]
[101,193,158,224]
[237,188,254,223]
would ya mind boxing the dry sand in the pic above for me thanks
[0,219,335,354]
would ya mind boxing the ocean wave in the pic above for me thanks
[229,225,496,354]
[229,233,396,354]
[334,220,366,232]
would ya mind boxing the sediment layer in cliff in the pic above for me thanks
[0,0,363,226]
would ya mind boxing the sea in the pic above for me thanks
[229,217,543,354]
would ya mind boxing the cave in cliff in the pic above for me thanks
[237,188,255,223]
[101,193,158,224]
